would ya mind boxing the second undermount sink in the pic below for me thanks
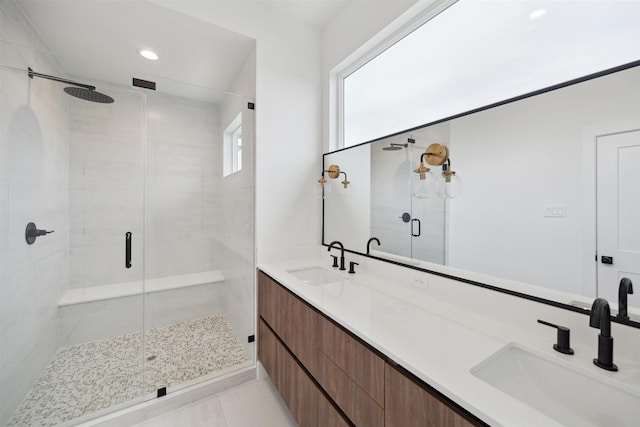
[471,343,640,426]
[286,266,347,286]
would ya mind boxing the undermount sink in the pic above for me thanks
[471,343,640,426]
[286,266,347,286]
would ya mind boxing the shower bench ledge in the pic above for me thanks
[58,270,224,307]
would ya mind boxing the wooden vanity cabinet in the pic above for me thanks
[258,272,349,426]
[258,270,486,427]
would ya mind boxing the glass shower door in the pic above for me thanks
[63,85,147,418]
[142,86,255,398]
[409,137,446,264]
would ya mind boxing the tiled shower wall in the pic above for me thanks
[145,92,222,280]
[68,91,145,288]
[0,1,70,424]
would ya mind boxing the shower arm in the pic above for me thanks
[28,67,95,91]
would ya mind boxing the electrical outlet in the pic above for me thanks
[412,277,428,288]
[544,205,567,218]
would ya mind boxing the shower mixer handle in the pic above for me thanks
[25,222,54,245]
[125,232,132,269]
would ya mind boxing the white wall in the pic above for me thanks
[0,1,69,423]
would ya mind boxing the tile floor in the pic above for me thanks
[132,379,298,427]
[8,314,248,427]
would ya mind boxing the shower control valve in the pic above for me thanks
[25,222,55,245]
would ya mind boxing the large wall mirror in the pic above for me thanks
[323,62,640,325]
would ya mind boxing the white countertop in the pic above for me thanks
[258,251,640,427]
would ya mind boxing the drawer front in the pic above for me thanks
[385,363,482,427]
[318,315,384,406]
[259,319,318,427]
[318,390,351,427]
[258,271,319,376]
[258,271,281,331]
[318,350,384,427]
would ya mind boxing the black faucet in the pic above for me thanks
[589,298,618,371]
[366,237,380,255]
[618,278,634,320]
[328,241,346,271]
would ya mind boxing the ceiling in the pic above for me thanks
[266,0,349,28]
[15,0,349,101]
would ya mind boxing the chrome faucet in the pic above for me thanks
[589,298,618,371]
[366,237,380,255]
[618,278,634,320]
[328,241,346,271]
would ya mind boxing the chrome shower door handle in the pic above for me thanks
[125,232,132,268]
[411,218,421,237]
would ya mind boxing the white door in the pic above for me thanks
[596,130,640,307]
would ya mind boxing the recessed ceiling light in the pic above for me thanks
[139,49,158,61]
[529,9,547,20]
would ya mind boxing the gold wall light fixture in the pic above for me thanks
[412,143,462,198]
[319,164,350,189]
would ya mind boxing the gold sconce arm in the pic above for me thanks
[340,171,350,189]
[319,164,350,189]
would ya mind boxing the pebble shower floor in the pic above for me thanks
[7,314,249,426]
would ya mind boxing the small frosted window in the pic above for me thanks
[223,113,242,176]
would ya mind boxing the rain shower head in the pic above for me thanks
[64,87,114,104]
[28,67,114,104]
[382,143,408,151]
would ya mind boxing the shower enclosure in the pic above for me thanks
[369,135,446,263]
[0,5,256,425]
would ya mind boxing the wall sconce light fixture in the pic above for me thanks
[318,164,350,198]
[412,143,462,198]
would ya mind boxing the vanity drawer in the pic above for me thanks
[318,350,384,427]
[259,319,318,427]
[385,363,483,427]
[318,315,385,406]
[258,271,319,375]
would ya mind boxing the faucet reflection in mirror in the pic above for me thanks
[412,143,462,198]
[318,164,350,199]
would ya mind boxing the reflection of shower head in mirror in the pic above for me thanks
[382,143,408,151]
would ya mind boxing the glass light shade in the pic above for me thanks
[314,178,332,199]
[411,171,438,198]
[437,173,462,198]
[313,184,323,199]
